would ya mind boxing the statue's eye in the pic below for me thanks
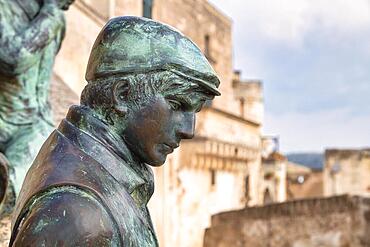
[195,105,202,113]
[168,99,182,111]
[194,100,205,113]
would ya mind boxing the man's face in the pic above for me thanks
[122,91,206,166]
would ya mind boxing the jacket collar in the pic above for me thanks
[58,105,154,207]
[14,0,41,21]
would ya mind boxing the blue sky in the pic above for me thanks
[209,0,370,153]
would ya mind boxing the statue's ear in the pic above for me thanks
[112,80,130,116]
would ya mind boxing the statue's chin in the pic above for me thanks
[147,161,165,167]
[145,155,167,167]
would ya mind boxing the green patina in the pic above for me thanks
[0,0,74,215]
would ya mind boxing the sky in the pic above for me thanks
[208,0,370,153]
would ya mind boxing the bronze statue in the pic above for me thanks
[0,0,75,214]
[9,16,220,246]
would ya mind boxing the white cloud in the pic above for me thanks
[310,0,370,31]
[263,109,370,153]
[209,0,370,47]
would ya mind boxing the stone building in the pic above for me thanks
[259,136,324,205]
[324,148,370,197]
[47,1,265,247]
[260,137,287,204]
[260,152,287,204]
[287,164,323,200]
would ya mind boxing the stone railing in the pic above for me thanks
[179,137,260,171]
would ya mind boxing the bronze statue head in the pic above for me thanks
[81,16,220,166]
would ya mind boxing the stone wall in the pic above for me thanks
[53,3,102,95]
[0,217,10,247]
[324,149,370,197]
[49,74,79,125]
[204,195,370,247]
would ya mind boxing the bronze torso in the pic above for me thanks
[9,16,221,246]
[10,106,158,247]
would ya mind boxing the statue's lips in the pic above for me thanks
[161,143,179,153]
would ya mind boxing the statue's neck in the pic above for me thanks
[65,105,136,164]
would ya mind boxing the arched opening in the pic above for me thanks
[263,188,273,205]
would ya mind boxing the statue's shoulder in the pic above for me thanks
[11,186,121,247]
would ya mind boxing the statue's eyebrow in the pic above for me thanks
[161,79,186,93]
[176,95,193,106]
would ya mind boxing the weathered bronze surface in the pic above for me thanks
[0,0,74,215]
[9,16,220,246]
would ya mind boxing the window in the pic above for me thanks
[239,98,245,117]
[263,189,273,204]
[245,176,249,202]
[143,0,153,19]
[204,35,216,64]
[210,169,216,186]
[205,35,210,58]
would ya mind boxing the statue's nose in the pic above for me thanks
[177,112,195,139]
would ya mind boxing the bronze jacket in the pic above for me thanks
[9,106,158,247]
